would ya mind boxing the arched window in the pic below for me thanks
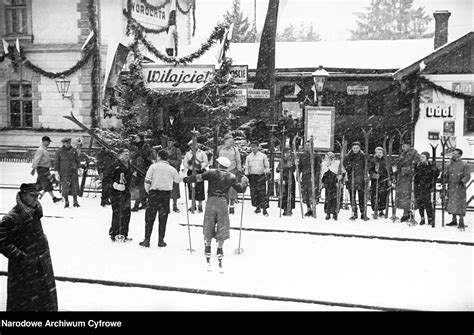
[8,81,32,128]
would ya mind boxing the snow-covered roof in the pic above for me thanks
[175,39,435,71]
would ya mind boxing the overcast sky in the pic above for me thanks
[194,0,473,42]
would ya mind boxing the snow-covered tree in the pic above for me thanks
[223,0,257,43]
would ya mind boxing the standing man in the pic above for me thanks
[104,148,133,242]
[183,143,209,213]
[298,140,322,217]
[139,150,182,248]
[445,148,470,229]
[0,183,57,311]
[183,157,248,267]
[217,134,243,215]
[344,141,368,220]
[131,134,152,211]
[97,146,115,207]
[277,147,296,216]
[394,140,420,222]
[414,151,440,226]
[55,137,80,208]
[369,147,389,218]
[244,141,270,217]
[166,137,183,213]
[31,136,61,203]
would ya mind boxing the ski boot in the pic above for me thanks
[205,245,211,271]
[262,209,269,217]
[458,219,466,231]
[325,214,331,220]
[198,205,203,213]
[254,207,261,214]
[158,240,167,247]
[419,217,426,226]
[139,239,150,248]
[379,210,385,218]
[349,212,358,221]
[173,205,180,213]
[333,213,338,221]
[361,212,369,221]
[304,210,313,217]
[217,248,224,274]
[446,217,458,226]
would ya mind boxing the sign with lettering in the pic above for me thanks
[304,106,335,151]
[421,103,456,119]
[452,82,474,96]
[129,0,167,28]
[248,89,270,99]
[142,64,215,90]
[229,88,247,107]
[229,65,248,84]
[282,101,302,119]
[347,85,369,95]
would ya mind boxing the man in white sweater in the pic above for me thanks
[244,141,270,216]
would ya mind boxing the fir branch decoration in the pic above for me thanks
[417,76,472,100]
[123,1,168,35]
[139,0,170,12]
[88,0,100,128]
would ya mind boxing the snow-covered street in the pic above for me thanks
[1,162,472,311]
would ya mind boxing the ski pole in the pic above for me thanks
[235,191,245,255]
[184,181,195,254]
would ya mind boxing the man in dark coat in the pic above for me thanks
[369,147,389,218]
[55,137,80,208]
[166,137,183,213]
[394,141,420,222]
[0,183,58,311]
[277,147,296,216]
[414,151,440,226]
[445,148,471,229]
[104,148,133,242]
[97,147,115,207]
[131,134,152,211]
[298,140,321,217]
[344,141,369,220]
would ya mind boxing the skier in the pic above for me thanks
[97,146,115,207]
[54,137,80,208]
[394,141,420,222]
[445,148,470,229]
[414,151,440,226]
[369,147,389,218]
[0,183,58,311]
[105,148,133,242]
[244,140,270,216]
[165,137,183,213]
[217,134,243,215]
[344,141,369,220]
[320,152,343,220]
[130,134,152,211]
[276,147,296,216]
[139,150,182,248]
[183,157,248,269]
[183,143,209,213]
[30,136,62,203]
[298,140,321,217]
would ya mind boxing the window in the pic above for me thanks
[464,98,474,135]
[9,82,33,128]
[1,0,32,38]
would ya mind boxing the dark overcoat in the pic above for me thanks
[395,148,420,210]
[343,151,367,190]
[54,146,80,196]
[446,159,471,215]
[0,194,58,311]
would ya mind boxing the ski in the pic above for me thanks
[373,161,380,219]
[190,129,199,214]
[63,112,146,177]
[362,128,372,221]
[293,136,305,218]
[287,135,293,215]
[440,136,448,228]
[430,143,438,228]
[407,174,418,226]
[309,135,317,218]
[389,135,399,222]
[336,136,347,216]
[383,135,390,219]
[279,126,287,218]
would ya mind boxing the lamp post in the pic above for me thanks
[311,65,329,107]
[55,75,74,108]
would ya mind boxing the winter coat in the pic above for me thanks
[369,156,389,181]
[414,162,440,198]
[394,148,420,210]
[298,151,321,190]
[0,193,57,311]
[343,151,367,190]
[54,146,79,177]
[446,159,471,215]
[104,160,133,195]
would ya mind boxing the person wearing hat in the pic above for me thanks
[414,151,440,226]
[320,152,344,220]
[394,140,420,222]
[139,150,183,248]
[55,137,80,208]
[165,137,183,213]
[31,136,62,204]
[104,148,133,242]
[0,183,58,311]
[244,140,270,216]
[298,140,322,217]
[343,141,369,220]
[217,133,243,215]
[276,147,296,216]
[183,140,209,213]
[369,146,389,218]
[183,156,249,269]
[445,148,470,229]
[97,146,115,207]
[130,134,152,211]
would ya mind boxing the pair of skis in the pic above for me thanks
[336,136,347,216]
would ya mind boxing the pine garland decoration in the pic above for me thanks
[88,0,100,128]
[417,75,472,100]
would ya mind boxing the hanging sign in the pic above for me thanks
[142,64,215,90]
[347,85,369,95]
[128,0,168,28]
[452,83,474,96]
[248,89,270,99]
[228,88,247,107]
[229,65,248,84]
[304,106,335,151]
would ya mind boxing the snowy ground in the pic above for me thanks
[0,162,473,311]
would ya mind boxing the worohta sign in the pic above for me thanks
[128,0,167,28]
[142,64,215,90]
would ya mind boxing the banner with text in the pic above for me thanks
[142,64,215,90]
[229,65,248,84]
[128,0,168,27]
[420,103,456,119]
[304,106,335,151]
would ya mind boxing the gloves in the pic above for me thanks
[113,182,126,191]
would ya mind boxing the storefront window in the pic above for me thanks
[9,81,33,128]
[464,97,474,134]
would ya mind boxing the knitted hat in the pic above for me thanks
[351,141,361,147]
[421,151,430,159]
[374,146,384,152]
[250,141,260,147]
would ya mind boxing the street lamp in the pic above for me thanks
[55,74,74,108]
[312,65,329,107]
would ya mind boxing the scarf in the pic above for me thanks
[320,159,340,177]
[15,192,43,223]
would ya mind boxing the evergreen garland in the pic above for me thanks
[417,75,472,100]
[88,0,100,128]
[123,7,169,35]
[138,0,170,11]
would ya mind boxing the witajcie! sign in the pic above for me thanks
[142,64,215,90]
